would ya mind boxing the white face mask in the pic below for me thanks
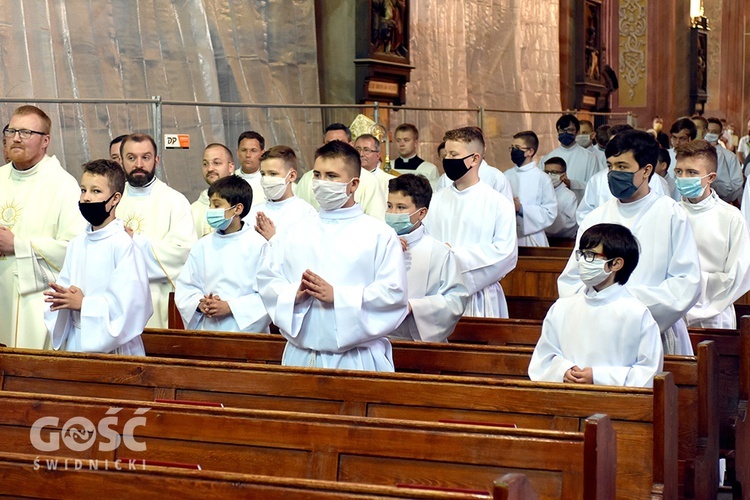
[578,258,613,288]
[548,173,562,188]
[575,134,592,148]
[312,178,354,211]
[261,171,291,201]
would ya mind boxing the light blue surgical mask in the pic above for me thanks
[206,205,237,230]
[703,132,720,144]
[385,209,422,235]
[675,175,710,199]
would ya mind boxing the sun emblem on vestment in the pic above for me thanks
[0,199,20,230]
[123,213,145,233]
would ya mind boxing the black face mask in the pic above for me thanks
[443,154,475,181]
[79,192,116,227]
[510,148,526,167]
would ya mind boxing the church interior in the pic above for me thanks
[1,1,750,499]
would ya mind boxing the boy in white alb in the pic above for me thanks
[529,223,663,387]
[44,159,152,355]
[176,176,271,332]
[258,140,409,371]
[385,174,469,342]
[540,114,599,202]
[503,130,557,246]
[295,123,386,220]
[248,146,317,242]
[559,130,701,355]
[424,127,518,318]
[543,157,578,240]
[674,140,750,329]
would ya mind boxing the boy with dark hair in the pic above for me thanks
[44,159,152,355]
[295,123,386,219]
[541,114,599,202]
[703,117,743,203]
[424,127,517,318]
[666,118,698,193]
[390,123,440,186]
[529,223,663,387]
[543,157,578,239]
[559,130,701,355]
[250,145,316,242]
[109,134,128,165]
[504,130,557,246]
[259,140,408,371]
[175,175,271,332]
[577,127,668,224]
[676,141,750,328]
[656,147,678,199]
[385,174,469,342]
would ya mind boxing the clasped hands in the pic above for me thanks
[563,365,593,384]
[198,292,231,318]
[295,269,333,304]
[44,283,83,311]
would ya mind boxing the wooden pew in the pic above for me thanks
[0,391,616,499]
[0,451,529,500]
[140,328,717,499]
[0,348,675,499]
[449,315,747,495]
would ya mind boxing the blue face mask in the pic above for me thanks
[558,132,576,147]
[607,170,641,200]
[385,209,421,235]
[206,205,237,230]
[675,175,709,198]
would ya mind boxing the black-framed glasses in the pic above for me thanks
[575,250,609,263]
[3,128,47,140]
[355,147,379,154]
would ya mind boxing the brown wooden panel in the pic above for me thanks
[0,392,612,499]
[0,452,498,500]
[338,455,564,499]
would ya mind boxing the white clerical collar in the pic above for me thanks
[402,224,425,246]
[127,176,158,196]
[617,187,658,212]
[9,157,44,179]
[583,283,626,304]
[517,161,538,172]
[450,179,483,194]
[267,195,296,206]
[681,189,718,213]
[86,218,123,240]
[238,169,261,180]
[400,154,417,162]
[319,203,363,220]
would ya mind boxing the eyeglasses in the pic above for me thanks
[508,146,530,152]
[3,128,47,140]
[575,250,609,263]
[355,147,379,154]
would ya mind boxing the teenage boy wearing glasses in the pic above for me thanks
[0,105,86,350]
[529,223,663,388]
[558,130,701,356]
[503,130,557,247]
